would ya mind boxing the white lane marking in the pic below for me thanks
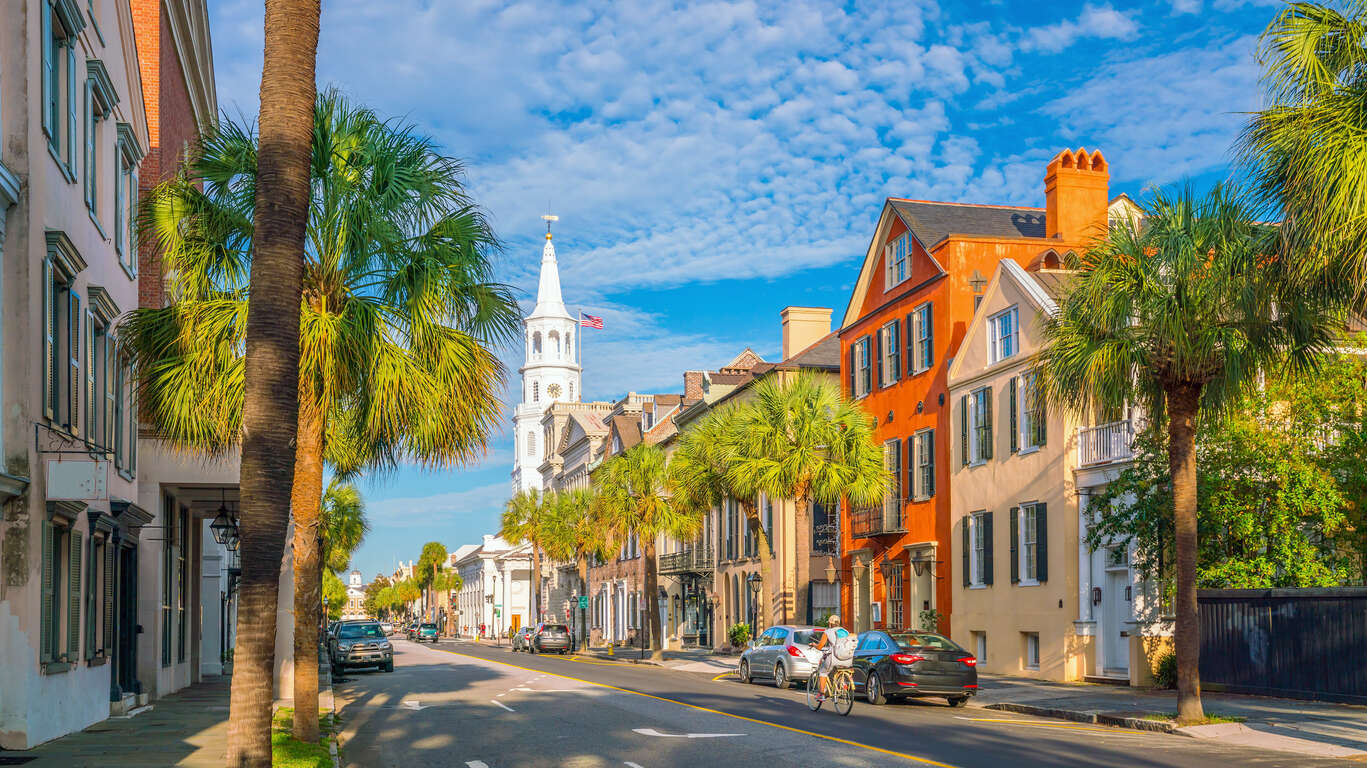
[492,700,516,712]
[496,693,507,697]
[401,700,426,710]
[511,687,536,692]
[466,762,490,768]
[624,763,644,768]
[632,728,743,739]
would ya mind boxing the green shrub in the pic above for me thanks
[1153,650,1177,689]
[727,623,752,647]
[919,608,943,632]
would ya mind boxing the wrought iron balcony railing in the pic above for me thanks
[1077,420,1135,467]
[849,502,905,539]
[659,545,714,575]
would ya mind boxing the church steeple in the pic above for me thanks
[532,214,572,319]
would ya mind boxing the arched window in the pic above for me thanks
[1041,250,1061,270]
[549,330,560,357]
[526,431,536,456]
[532,332,542,357]
[566,332,573,359]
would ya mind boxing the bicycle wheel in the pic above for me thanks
[833,674,854,716]
[805,672,823,711]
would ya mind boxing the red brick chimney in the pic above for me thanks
[682,371,705,403]
[1044,148,1110,242]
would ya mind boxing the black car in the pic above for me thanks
[330,621,394,674]
[850,630,978,706]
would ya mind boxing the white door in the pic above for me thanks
[1103,570,1130,674]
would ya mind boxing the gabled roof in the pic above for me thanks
[608,415,643,453]
[783,331,841,370]
[1030,269,1072,303]
[889,199,1047,251]
[947,260,1069,384]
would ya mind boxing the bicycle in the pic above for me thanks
[805,665,854,716]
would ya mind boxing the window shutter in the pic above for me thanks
[924,303,933,369]
[128,170,139,269]
[848,344,856,397]
[113,353,124,469]
[890,320,901,381]
[905,313,915,373]
[69,534,82,661]
[1036,503,1048,583]
[983,511,994,585]
[127,370,137,474]
[86,313,96,438]
[85,537,96,659]
[982,387,994,460]
[67,44,77,169]
[874,331,883,390]
[1009,506,1019,584]
[41,522,54,663]
[43,2,55,139]
[905,438,915,501]
[104,334,115,451]
[43,258,56,421]
[1038,398,1047,447]
[114,155,124,256]
[1009,377,1018,454]
[103,543,115,652]
[84,80,95,208]
[892,438,903,507]
[926,429,935,497]
[68,292,81,434]
[961,519,970,588]
[959,395,968,467]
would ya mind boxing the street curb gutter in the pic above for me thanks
[976,702,1177,733]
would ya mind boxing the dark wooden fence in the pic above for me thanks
[1198,587,1367,704]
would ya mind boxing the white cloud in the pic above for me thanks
[1018,5,1141,53]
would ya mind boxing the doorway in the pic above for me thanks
[1102,568,1130,675]
[114,544,139,696]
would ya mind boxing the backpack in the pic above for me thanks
[831,628,855,661]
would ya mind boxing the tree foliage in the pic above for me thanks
[321,480,368,574]
[322,569,347,621]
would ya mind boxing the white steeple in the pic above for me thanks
[511,216,582,496]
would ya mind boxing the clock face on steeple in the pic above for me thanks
[547,384,562,400]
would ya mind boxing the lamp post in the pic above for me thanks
[745,572,761,641]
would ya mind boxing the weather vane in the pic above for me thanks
[542,214,558,240]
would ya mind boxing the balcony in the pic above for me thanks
[849,503,904,539]
[1077,420,1135,467]
[659,545,714,575]
[813,522,840,556]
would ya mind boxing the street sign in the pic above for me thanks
[578,596,588,609]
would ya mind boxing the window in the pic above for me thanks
[988,307,1019,363]
[1010,503,1048,585]
[911,429,934,500]
[960,387,993,466]
[161,497,173,666]
[1024,632,1040,670]
[908,302,933,374]
[568,382,574,401]
[532,382,539,402]
[884,233,909,289]
[808,581,839,625]
[42,233,88,434]
[85,529,112,663]
[888,565,904,629]
[849,336,872,398]
[42,0,84,179]
[962,511,993,587]
[973,631,987,662]
[84,60,116,222]
[112,351,135,477]
[177,506,188,663]
[40,505,84,673]
[532,332,542,356]
[115,124,142,274]
[526,431,536,457]
[1010,373,1047,453]
[883,439,902,531]
[878,320,901,386]
[871,600,882,624]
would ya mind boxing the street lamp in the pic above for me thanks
[746,572,761,639]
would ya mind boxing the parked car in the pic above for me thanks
[380,621,394,636]
[403,622,420,640]
[528,623,571,654]
[414,622,440,643]
[329,621,393,674]
[511,627,535,651]
[850,630,978,706]
[738,625,822,689]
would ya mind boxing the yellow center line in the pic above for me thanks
[436,647,958,767]
[711,671,736,681]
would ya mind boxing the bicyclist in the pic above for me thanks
[810,614,854,700]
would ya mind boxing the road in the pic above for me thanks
[332,638,1353,768]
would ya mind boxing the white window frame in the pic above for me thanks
[969,511,987,587]
[969,387,990,465]
[854,337,872,398]
[1024,631,1040,670]
[913,428,934,500]
[1019,504,1039,586]
[988,306,1019,364]
[910,302,932,374]
[879,321,899,386]
[1017,373,1044,453]
[884,233,909,290]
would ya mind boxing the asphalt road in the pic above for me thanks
[332,639,1354,768]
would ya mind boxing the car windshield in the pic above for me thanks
[791,630,820,645]
[420,623,437,630]
[541,625,568,634]
[890,633,964,652]
[339,624,384,639]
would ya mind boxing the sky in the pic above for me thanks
[207,0,1276,581]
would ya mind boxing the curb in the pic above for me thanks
[976,702,1177,734]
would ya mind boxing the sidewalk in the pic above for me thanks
[971,674,1367,759]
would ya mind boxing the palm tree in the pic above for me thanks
[321,481,367,576]
[226,1,318,762]
[122,90,518,744]
[416,542,449,623]
[726,373,887,628]
[594,445,704,660]
[501,489,549,625]
[541,489,610,650]
[1033,186,1340,723]
[1240,1,1367,296]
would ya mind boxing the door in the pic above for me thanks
[1103,569,1130,674]
[115,545,139,695]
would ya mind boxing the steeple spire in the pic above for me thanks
[532,214,571,319]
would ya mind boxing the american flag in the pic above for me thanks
[580,313,604,329]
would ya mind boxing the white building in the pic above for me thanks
[511,219,582,495]
[454,535,532,638]
[343,570,365,618]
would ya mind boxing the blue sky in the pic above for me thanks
[207,0,1274,581]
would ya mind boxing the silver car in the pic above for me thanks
[738,625,822,689]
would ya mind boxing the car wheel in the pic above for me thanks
[529,643,538,655]
[774,663,789,690]
[382,661,394,673]
[866,673,887,705]
[738,659,751,684]
[948,696,968,708]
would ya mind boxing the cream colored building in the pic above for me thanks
[947,257,1158,684]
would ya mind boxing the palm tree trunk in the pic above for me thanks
[577,554,589,651]
[794,494,813,626]
[643,540,664,660]
[1167,382,1205,724]
[291,407,324,743]
[226,1,317,764]
[740,501,772,632]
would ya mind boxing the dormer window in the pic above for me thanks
[884,233,909,289]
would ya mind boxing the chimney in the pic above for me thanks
[1044,148,1110,242]
[781,307,833,360]
[683,371,705,402]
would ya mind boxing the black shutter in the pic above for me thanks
[875,331,884,390]
[1039,398,1047,447]
[890,320,901,381]
[1009,506,1019,584]
[41,522,54,663]
[905,313,915,373]
[103,543,115,653]
[926,430,935,497]
[848,344,856,397]
[983,511,994,585]
[924,303,934,369]
[892,438,903,513]
[1009,377,1018,453]
[983,388,994,460]
[959,396,969,467]
[905,438,915,501]
[1036,503,1048,583]
[961,520,970,587]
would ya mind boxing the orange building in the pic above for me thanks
[836,149,1118,636]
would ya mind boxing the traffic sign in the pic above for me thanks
[578,596,588,609]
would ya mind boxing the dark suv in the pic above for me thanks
[528,623,571,654]
[330,621,393,674]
